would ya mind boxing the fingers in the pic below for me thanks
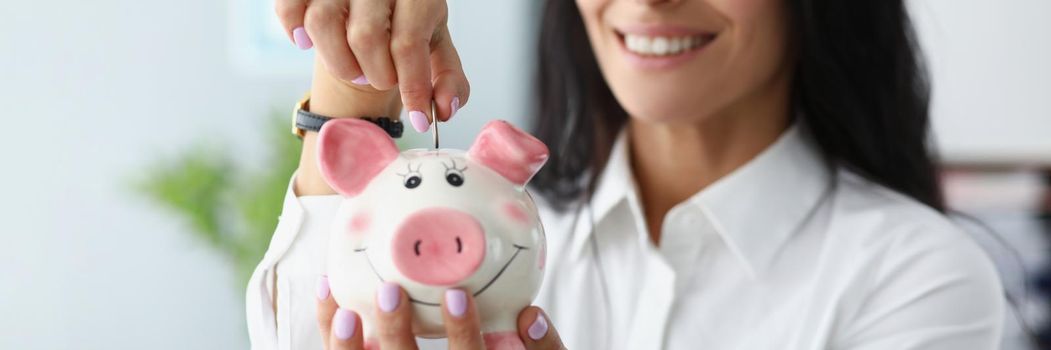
[518,307,565,350]
[390,0,446,132]
[317,276,338,344]
[441,289,485,349]
[348,0,397,90]
[374,282,419,350]
[275,0,311,49]
[429,26,470,122]
[280,0,465,126]
[317,275,366,350]
[329,308,366,350]
[305,0,364,83]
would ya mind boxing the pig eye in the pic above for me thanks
[404,175,422,189]
[442,159,467,187]
[446,173,464,187]
[397,163,424,189]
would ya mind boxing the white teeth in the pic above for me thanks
[651,37,669,55]
[637,36,652,53]
[669,38,683,53]
[624,34,708,56]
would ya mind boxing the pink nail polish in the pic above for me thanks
[316,275,330,300]
[527,313,548,340]
[445,289,467,317]
[351,75,369,85]
[450,96,461,119]
[292,27,312,50]
[333,308,357,340]
[378,282,401,312]
[409,111,430,133]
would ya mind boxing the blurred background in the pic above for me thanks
[0,0,1047,349]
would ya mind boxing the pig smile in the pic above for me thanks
[354,244,530,307]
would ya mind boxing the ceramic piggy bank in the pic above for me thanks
[317,118,549,346]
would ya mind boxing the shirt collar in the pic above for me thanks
[571,123,833,278]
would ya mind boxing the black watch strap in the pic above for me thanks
[295,109,404,139]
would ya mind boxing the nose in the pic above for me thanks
[391,208,486,285]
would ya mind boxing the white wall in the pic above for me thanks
[911,0,1051,165]
[0,0,533,349]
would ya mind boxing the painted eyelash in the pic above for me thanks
[396,162,423,177]
[442,159,468,173]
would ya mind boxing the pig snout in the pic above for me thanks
[391,208,486,285]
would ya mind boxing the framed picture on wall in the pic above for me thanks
[227,0,313,77]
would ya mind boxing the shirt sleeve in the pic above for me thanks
[834,224,1006,350]
[245,174,341,350]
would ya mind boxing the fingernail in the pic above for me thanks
[351,75,369,85]
[445,289,467,317]
[409,110,430,133]
[292,27,312,50]
[316,275,330,300]
[527,313,548,340]
[378,282,400,313]
[450,96,461,119]
[333,308,357,340]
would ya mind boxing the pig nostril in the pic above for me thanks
[414,240,422,256]
[456,237,463,253]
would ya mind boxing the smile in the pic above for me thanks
[613,26,719,70]
[619,32,715,57]
[354,244,529,307]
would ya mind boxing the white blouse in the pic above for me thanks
[246,125,1005,350]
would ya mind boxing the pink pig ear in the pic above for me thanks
[468,120,549,186]
[317,118,399,197]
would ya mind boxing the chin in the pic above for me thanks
[614,88,725,125]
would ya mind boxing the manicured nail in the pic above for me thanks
[445,289,467,317]
[409,110,430,133]
[316,275,330,300]
[351,75,369,85]
[527,312,548,340]
[450,96,461,119]
[292,27,312,50]
[378,282,400,313]
[333,308,357,340]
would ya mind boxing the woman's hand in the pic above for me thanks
[316,277,567,350]
[275,0,470,128]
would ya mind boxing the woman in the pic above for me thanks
[247,0,1006,349]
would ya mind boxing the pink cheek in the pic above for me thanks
[348,212,372,236]
[503,202,529,225]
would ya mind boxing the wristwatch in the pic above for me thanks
[291,92,404,139]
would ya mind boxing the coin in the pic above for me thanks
[431,100,440,149]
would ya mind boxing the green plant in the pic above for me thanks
[134,114,300,286]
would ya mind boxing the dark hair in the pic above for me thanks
[531,0,944,212]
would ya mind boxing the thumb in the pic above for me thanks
[519,306,566,350]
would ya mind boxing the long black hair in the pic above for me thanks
[531,0,944,212]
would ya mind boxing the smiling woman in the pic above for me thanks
[248,0,1006,349]
[526,0,1001,348]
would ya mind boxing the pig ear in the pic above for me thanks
[317,118,400,197]
[468,120,549,186]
